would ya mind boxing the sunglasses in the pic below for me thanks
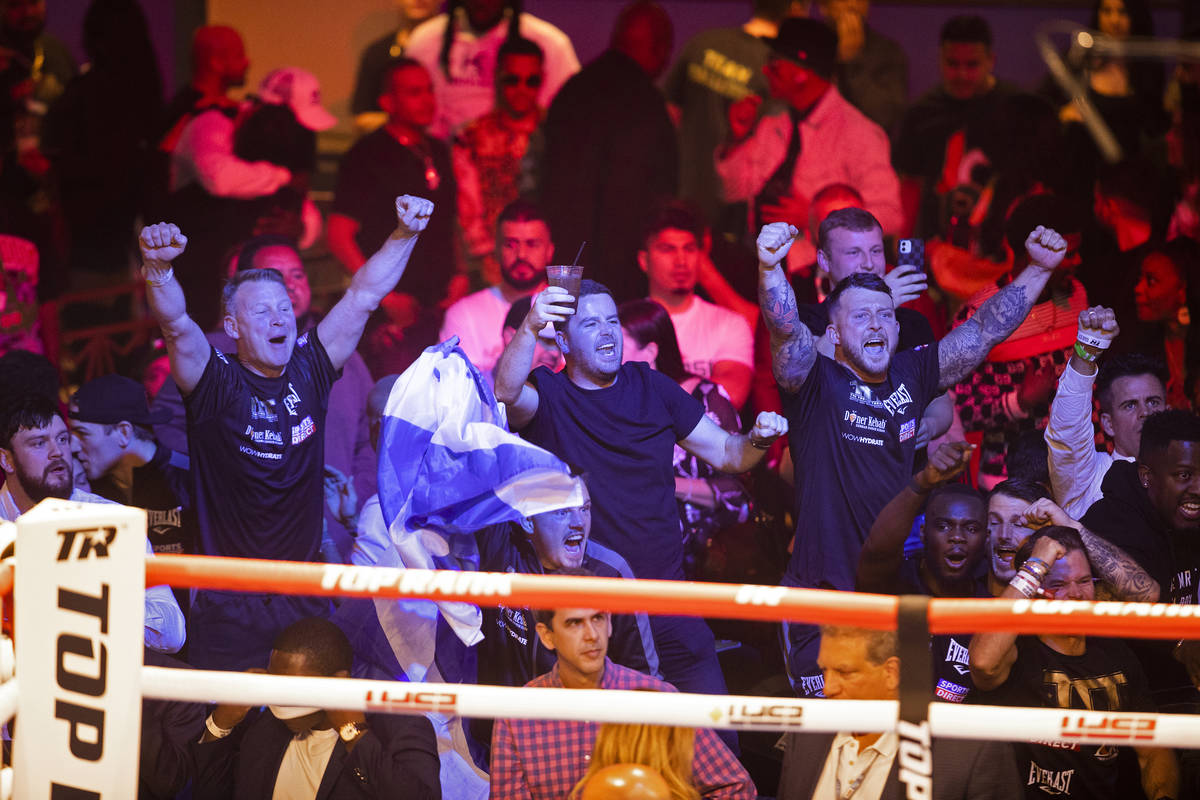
[500,73,544,88]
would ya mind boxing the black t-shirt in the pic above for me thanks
[977,636,1154,799]
[184,329,339,562]
[797,300,935,352]
[521,363,705,580]
[331,128,457,305]
[1082,460,1200,707]
[782,346,941,591]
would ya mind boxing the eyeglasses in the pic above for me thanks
[500,73,544,89]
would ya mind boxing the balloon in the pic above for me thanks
[580,763,673,799]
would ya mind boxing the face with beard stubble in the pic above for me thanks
[498,219,554,292]
[1,415,73,505]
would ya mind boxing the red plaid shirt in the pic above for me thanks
[489,659,755,799]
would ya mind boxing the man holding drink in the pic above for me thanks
[493,270,787,727]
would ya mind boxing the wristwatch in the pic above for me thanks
[339,719,369,743]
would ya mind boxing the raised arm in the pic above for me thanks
[857,441,974,593]
[1017,498,1160,602]
[970,536,1066,691]
[1046,307,1121,515]
[937,226,1067,389]
[493,287,573,430]
[140,224,211,395]
[756,223,818,393]
[678,411,788,474]
[317,196,432,370]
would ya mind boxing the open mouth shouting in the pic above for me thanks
[268,334,288,345]
[862,335,887,357]
[1179,496,1200,525]
[596,339,618,359]
[943,548,969,573]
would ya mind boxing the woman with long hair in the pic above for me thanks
[571,722,701,800]
[618,299,753,578]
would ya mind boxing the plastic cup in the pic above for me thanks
[546,265,584,308]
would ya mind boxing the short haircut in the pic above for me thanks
[497,197,550,228]
[533,566,597,629]
[504,296,533,332]
[640,199,704,252]
[1096,352,1168,415]
[222,268,287,317]
[1,393,61,450]
[940,15,992,48]
[817,207,880,256]
[380,56,426,92]
[1013,525,1086,571]
[927,483,985,515]
[497,35,544,63]
[1004,193,1081,257]
[235,233,299,274]
[554,279,614,335]
[818,625,897,665]
[0,349,59,411]
[1139,409,1200,463]
[1005,430,1050,487]
[827,272,891,317]
[272,617,353,676]
[988,477,1052,506]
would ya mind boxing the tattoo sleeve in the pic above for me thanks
[937,282,1031,389]
[1079,527,1161,602]
[757,264,817,393]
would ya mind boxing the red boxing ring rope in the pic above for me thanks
[142,554,1200,639]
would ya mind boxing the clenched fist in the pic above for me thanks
[749,411,788,447]
[757,223,799,269]
[394,195,434,238]
[140,223,188,263]
[1024,226,1068,271]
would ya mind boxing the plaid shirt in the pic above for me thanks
[489,659,755,800]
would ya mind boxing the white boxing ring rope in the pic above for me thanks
[4,504,1200,797]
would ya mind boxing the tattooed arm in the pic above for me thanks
[937,226,1068,390]
[1018,498,1160,602]
[756,223,818,393]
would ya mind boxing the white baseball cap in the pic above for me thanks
[257,67,337,132]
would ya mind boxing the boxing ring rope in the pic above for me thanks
[8,510,1200,797]
[147,554,1200,640]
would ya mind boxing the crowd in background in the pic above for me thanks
[2,0,1200,797]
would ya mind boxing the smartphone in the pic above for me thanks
[897,238,925,271]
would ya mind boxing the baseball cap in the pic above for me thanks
[767,18,837,79]
[257,67,338,132]
[69,374,171,426]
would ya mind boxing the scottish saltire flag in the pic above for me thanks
[378,336,582,540]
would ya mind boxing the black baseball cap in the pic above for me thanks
[767,18,837,79]
[69,374,171,426]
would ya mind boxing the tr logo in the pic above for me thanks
[56,527,116,562]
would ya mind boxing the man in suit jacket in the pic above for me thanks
[777,625,1020,799]
[192,617,441,799]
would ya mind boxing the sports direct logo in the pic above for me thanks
[1059,714,1157,743]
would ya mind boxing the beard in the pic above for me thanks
[502,259,542,291]
[16,458,72,504]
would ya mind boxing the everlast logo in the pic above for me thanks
[897,720,932,799]
[1028,763,1074,795]
[52,527,114,799]
[55,527,116,561]
[364,689,458,714]
[724,702,804,728]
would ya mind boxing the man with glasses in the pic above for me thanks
[454,37,547,285]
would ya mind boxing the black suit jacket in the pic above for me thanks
[777,732,1022,799]
[192,710,441,799]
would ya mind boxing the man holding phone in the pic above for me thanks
[796,207,953,447]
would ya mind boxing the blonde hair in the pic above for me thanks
[570,722,701,800]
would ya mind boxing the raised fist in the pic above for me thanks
[757,222,799,269]
[749,411,788,446]
[395,195,434,238]
[1076,305,1119,354]
[139,223,188,263]
[1024,226,1068,271]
